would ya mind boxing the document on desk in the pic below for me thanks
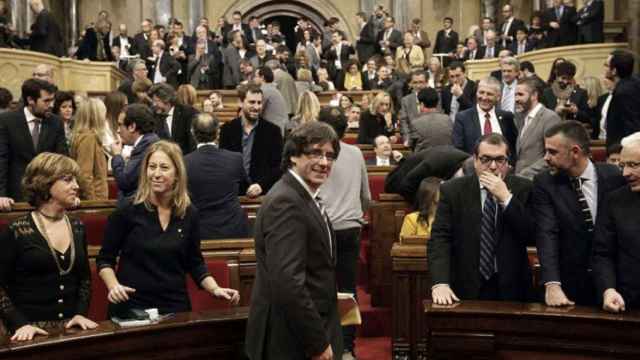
[338,292,361,326]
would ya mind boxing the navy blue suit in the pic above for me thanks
[111,133,160,207]
[184,145,250,239]
[452,107,518,157]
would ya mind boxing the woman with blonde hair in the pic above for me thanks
[295,68,322,95]
[357,91,397,144]
[287,91,320,134]
[396,32,424,76]
[70,98,109,200]
[97,141,240,317]
[176,84,198,108]
[400,177,441,238]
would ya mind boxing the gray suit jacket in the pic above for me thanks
[274,69,299,116]
[515,106,561,179]
[261,83,289,135]
[413,112,454,153]
[222,45,243,88]
[399,92,420,143]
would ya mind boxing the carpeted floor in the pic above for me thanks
[354,337,391,360]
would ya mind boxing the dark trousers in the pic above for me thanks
[335,227,361,353]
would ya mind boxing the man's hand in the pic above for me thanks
[432,284,460,305]
[392,150,403,162]
[111,140,123,156]
[545,283,575,307]
[550,21,560,29]
[384,112,393,127]
[312,344,333,360]
[0,197,14,212]
[246,184,263,198]
[451,83,463,97]
[479,172,511,203]
[603,288,626,313]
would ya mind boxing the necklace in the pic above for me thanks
[33,212,76,276]
[38,210,65,221]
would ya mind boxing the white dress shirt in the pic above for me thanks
[578,160,598,222]
[476,105,502,135]
[376,156,391,166]
[599,93,613,140]
[153,51,166,84]
[501,80,517,113]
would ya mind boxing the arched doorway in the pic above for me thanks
[263,15,299,52]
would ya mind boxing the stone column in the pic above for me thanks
[482,0,499,20]
[392,0,408,32]
[188,0,203,34]
[630,0,640,71]
[68,0,78,47]
[154,0,173,26]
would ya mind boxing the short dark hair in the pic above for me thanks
[519,78,544,98]
[417,87,439,108]
[276,45,289,54]
[318,106,347,139]
[410,70,428,81]
[607,143,623,157]
[0,87,13,109]
[123,104,156,134]
[473,133,511,158]
[520,60,535,73]
[53,91,76,116]
[444,17,454,23]
[555,61,577,78]
[609,50,635,79]
[282,122,340,171]
[516,27,528,35]
[233,10,242,16]
[238,83,263,102]
[544,120,591,155]
[257,66,274,83]
[191,113,219,143]
[448,61,466,73]
[356,12,367,21]
[21,79,57,105]
[173,21,183,27]
[148,83,177,105]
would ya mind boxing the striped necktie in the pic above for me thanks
[479,192,497,280]
[570,177,594,233]
[315,196,332,257]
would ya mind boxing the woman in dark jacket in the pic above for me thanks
[357,91,397,144]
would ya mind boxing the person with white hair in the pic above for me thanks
[592,132,640,313]
[28,0,64,56]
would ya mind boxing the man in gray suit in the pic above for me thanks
[399,71,428,148]
[413,87,453,153]
[254,66,288,135]
[267,60,298,117]
[222,30,247,89]
[514,78,561,179]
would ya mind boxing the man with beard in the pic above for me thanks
[514,79,561,179]
[532,121,625,307]
[0,79,67,209]
[541,61,590,123]
[219,84,283,197]
[148,83,197,155]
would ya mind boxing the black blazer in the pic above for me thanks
[433,29,459,55]
[184,145,249,239]
[0,110,68,200]
[29,9,64,57]
[605,77,640,147]
[498,18,527,48]
[376,28,403,55]
[592,186,640,308]
[151,52,181,88]
[452,107,518,157]
[541,87,591,124]
[441,79,477,115]
[463,46,485,61]
[429,174,533,301]
[154,104,197,155]
[246,172,341,359]
[219,117,283,194]
[323,43,355,81]
[112,35,134,52]
[76,27,114,61]
[357,110,396,145]
[509,40,536,55]
[131,32,151,58]
[356,21,376,63]
[543,6,578,47]
[532,163,626,304]
[577,0,604,43]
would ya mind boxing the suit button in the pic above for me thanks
[60,285,64,290]
[58,313,63,319]
[58,299,63,304]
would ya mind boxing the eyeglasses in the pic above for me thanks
[303,149,337,162]
[619,161,640,170]
[478,156,508,166]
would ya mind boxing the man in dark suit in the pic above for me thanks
[498,4,526,49]
[324,30,355,83]
[193,25,223,89]
[541,61,590,123]
[543,0,578,47]
[433,17,459,67]
[76,20,114,61]
[110,104,160,207]
[246,122,343,360]
[577,0,604,44]
[112,24,134,59]
[355,12,376,64]
[148,83,197,155]
[184,113,249,239]
[430,133,533,304]
[224,11,251,46]
[219,85,283,197]
[366,135,402,166]
[532,121,625,307]
[118,60,150,104]
[592,133,640,312]
[0,79,67,208]
[604,50,640,147]
[376,16,403,56]
[453,77,518,157]
[441,61,477,122]
[463,37,485,61]
[150,40,180,88]
[130,18,153,58]
[482,30,502,59]
[410,18,431,50]
[28,0,64,57]
[361,58,379,91]
[246,16,264,46]
[510,28,536,56]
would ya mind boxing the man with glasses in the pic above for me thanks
[532,121,625,307]
[430,133,533,304]
[247,121,343,360]
[593,132,640,313]
[118,60,149,104]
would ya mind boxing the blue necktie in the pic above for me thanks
[479,193,497,280]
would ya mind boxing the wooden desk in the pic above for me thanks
[424,301,640,359]
[0,307,249,359]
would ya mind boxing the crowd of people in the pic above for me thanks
[1,1,640,360]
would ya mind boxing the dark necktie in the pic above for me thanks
[156,113,170,139]
[31,119,41,150]
[480,192,497,280]
[315,195,332,258]
[483,112,493,135]
[570,177,594,233]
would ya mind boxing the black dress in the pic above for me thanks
[0,214,91,332]
[357,110,397,145]
[96,202,210,315]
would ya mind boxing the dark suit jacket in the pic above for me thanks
[29,9,64,57]
[219,117,283,194]
[0,110,68,200]
[76,27,114,61]
[247,27,264,45]
[541,86,591,124]
[357,110,396,145]
[498,18,527,48]
[543,6,578,46]
[117,79,137,105]
[111,133,160,206]
[154,104,197,155]
[509,40,536,55]
[433,29,459,55]
[605,77,640,147]
[323,43,355,81]
[481,45,502,59]
[131,32,151,58]
[452,107,518,157]
[184,145,249,239]
[246,172,342,359]
[441,79,477,115]
[384,145,470,205]
[356,22,376,64]
[376,28,403,55]
[151,51,181,88]
[463,46,485,61]
[429,174,533,301]
[112,36,134,52]
[577,0,604,43]
[592,186,640,308]
[532,163,625,304]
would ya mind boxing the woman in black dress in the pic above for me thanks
[357,91,397,145]
[97,141,239,316]
[0,153,97,341]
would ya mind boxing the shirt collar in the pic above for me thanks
[24,107,39,123]
[376,155,390,164]
[579,160,597,182]
[133,134,143,148]
[167,107,175,117]
[288,169,319,199]
[197,142,217,149]
[476,104,496,119]
[527,103,544,119]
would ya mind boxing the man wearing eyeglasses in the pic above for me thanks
[429,133,533,305]
[532,121,625,308]
[592,132,640,313]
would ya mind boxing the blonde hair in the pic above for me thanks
[176,84,198,107]
[580,76,604,109]
[370,91,393,114]
[295,91,320,124]
[134,141,191,218]
[297,68,313,83]
[71,97,107,144]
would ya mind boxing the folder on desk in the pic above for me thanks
[338,292,361,326]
